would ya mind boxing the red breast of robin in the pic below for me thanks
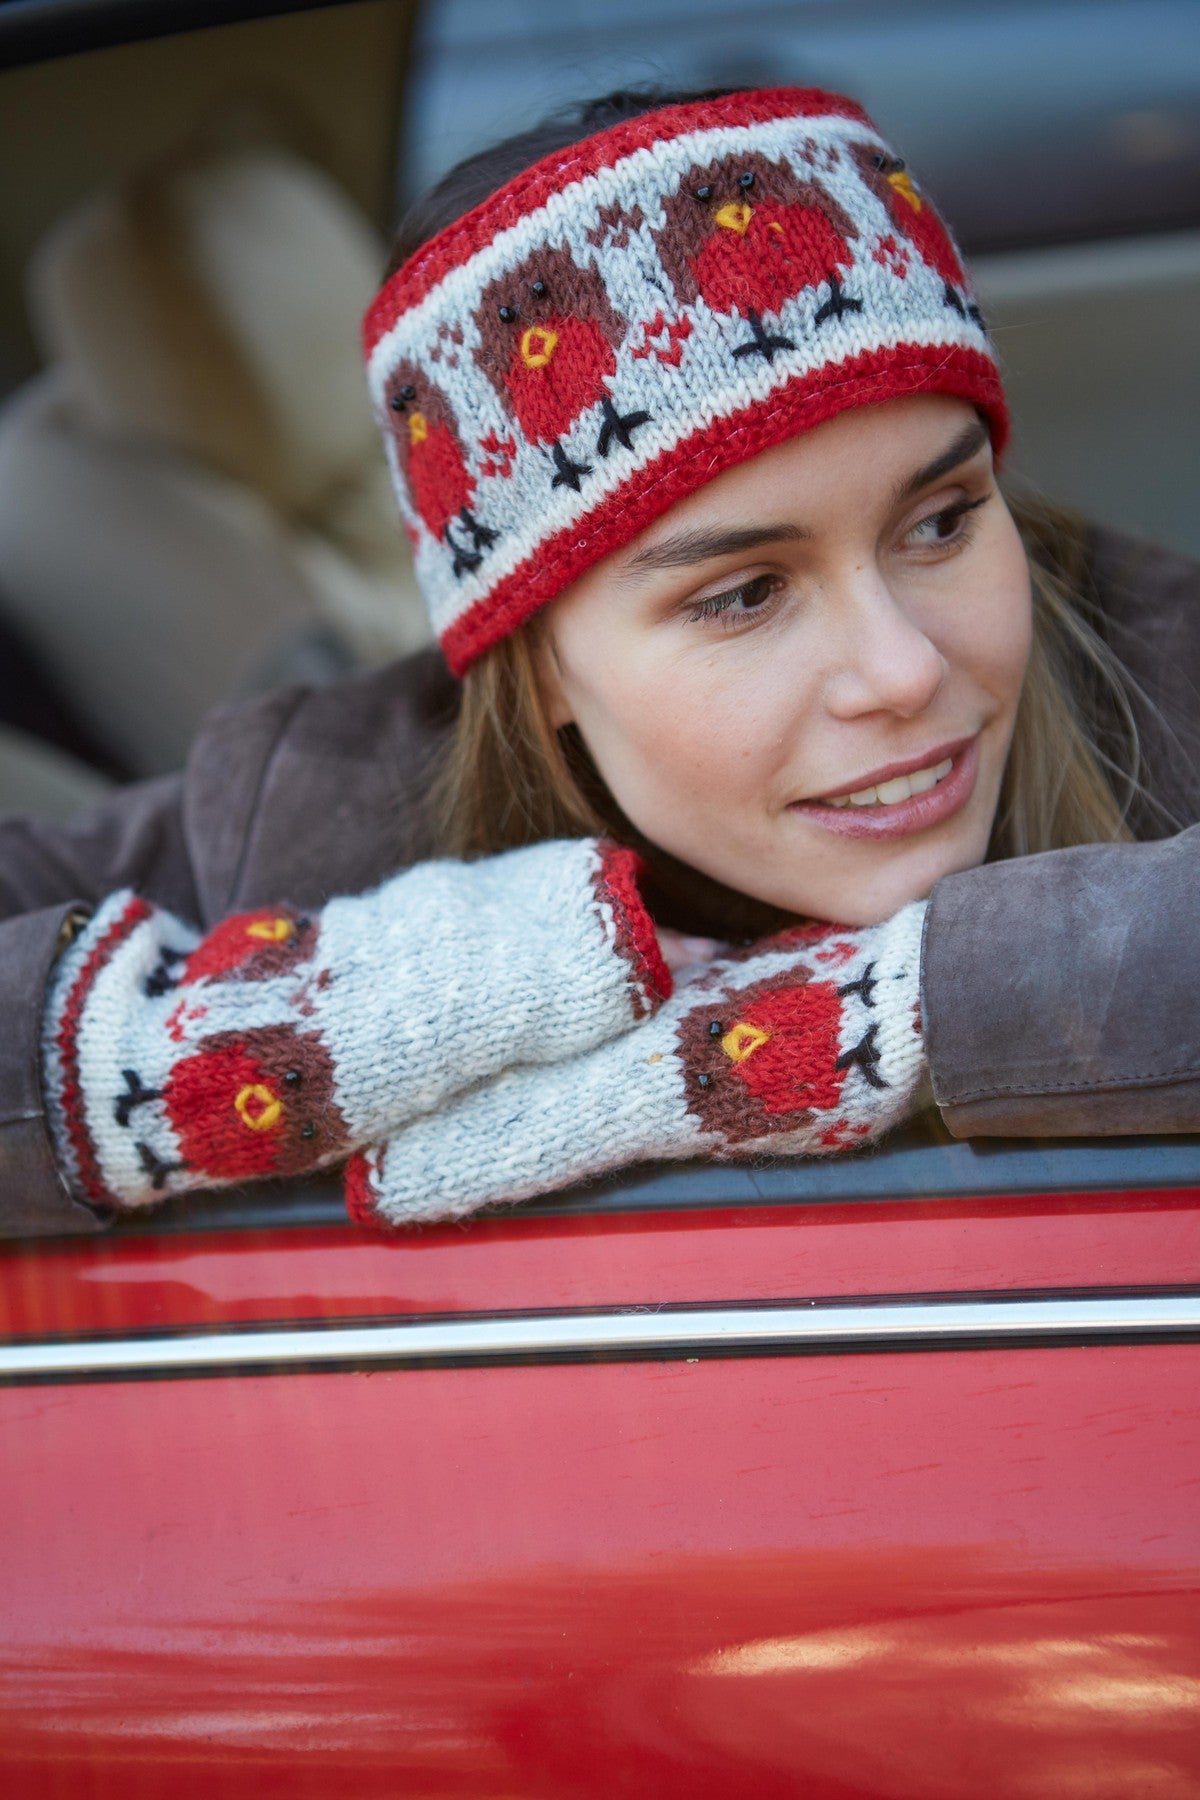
[689,200,853,318]
[385,364,476,540]
[852,143,965,290]
[656,151,858,316]
[475,245,627,442]
[162,1026,346,1180]
[502,315,618,446]
[679,970,848,1145]
[182,909,314,985]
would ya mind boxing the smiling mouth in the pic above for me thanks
[822,756,955,809]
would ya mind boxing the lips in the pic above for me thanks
[788,736,981,841]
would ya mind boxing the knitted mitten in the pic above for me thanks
[42,839,670,1209]
[347,902,928,1226]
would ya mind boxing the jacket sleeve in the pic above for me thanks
[0,775,196,1234]
[0,651,454,1238]
[923,824,1200,1136]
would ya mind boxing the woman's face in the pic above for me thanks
[537,395,1032,926]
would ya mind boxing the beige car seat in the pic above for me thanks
[0,143,427,780]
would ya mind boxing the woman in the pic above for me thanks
[8,85,1200,1234]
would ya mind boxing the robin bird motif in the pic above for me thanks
[116,1024,349,1188]
[143,905,319,998]
[655,150,862,361]
[474,245,650,494]
[677,966,852,1147]
[852,144,983,326]
[385,363,498,578]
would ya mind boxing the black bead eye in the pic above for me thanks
[400,383,417,401]
[708,1021,724,1038]
[697,1073,712,1088]
[694,184,712,201]
[498,303,519,323]
[531,279,547,297]
[283,1069,301,1087]
[300,1121,316,1140]
[389,395,404,412]
[738,170,755,189]
[871,153,889,170]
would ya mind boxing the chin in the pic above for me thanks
[734,836,993,929]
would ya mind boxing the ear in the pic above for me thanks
[532,624,575,731]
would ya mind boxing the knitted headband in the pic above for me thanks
[364,87,1008,675]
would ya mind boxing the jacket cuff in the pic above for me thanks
[923,826,1200,1138]
[0,905,109,1237]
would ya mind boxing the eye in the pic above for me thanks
[498,303,519,323]
[531,279,547,297]
[693,183,713,201]
[686,573,780,626]
[738,170,755,189]
[905,492,991,549]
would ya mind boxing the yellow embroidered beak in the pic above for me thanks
[235,1083,283,1133]
[246,917,294,943]
[714,201,753,235]
[520,324,559,368]
[408,411,429,445]
[888,169,922,211]
[721,1021,770,1063]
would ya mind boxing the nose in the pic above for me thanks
[823,577,948,722]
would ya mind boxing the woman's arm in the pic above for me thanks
[0,651,454,1235]
[923,824,1200,1136]
[40,840,669,1213]
[0,775,198,1235]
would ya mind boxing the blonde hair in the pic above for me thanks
[434,490,1145,903]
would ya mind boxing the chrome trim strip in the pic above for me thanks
[3,1295,1200,1379]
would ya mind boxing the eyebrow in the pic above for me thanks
[891,416,990,504]
[624,521,813,576]
[622,417,992,579]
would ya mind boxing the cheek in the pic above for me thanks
[936,530,1033,710]
[567,646,800,831]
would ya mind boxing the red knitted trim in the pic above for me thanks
[53,896,153,1209]
[363,87,873,349]
[596,844,673,1016]
[442,342,1009,673]
[344,1148,383,1227]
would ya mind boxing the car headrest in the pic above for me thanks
[26,146,387,517]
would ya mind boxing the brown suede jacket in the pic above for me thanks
[3,525,1199,1236]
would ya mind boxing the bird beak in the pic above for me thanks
[887,169,922,211]
[714,201,753,235]
[520,324,559,368]
[408,411,429,444]
[245,917,295,943]
[721,1021,770,1062]
[234,1082,284,1133]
